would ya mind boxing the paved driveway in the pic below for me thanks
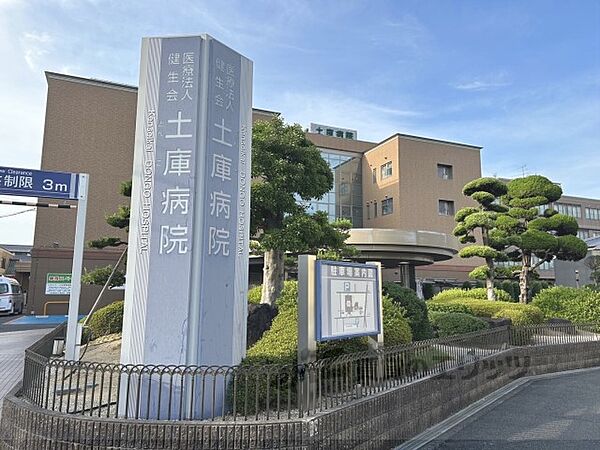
[0,327,52,418]
[420,368,600,449]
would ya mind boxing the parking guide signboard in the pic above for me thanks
[315,260,381,341]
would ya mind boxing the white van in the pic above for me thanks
[0,276,24,315]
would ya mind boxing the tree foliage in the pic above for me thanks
[500,175,587,303]
[586,255,600,285]
[251,117,358,304]
[82,180,129,287]
[454,177,508,300]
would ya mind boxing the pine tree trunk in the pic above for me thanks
[519,253,531,304]
[481,228,496,301]
[485,257,497,300]
[261,249,285,305]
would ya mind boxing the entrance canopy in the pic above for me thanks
[346,228,458,268]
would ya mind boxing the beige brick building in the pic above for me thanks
[27,72,600,314]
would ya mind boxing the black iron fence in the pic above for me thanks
[19,323,600,422]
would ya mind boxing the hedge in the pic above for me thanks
[429,289,544,326]
[532,286,600,323]
[244,281,413,366]
[426,302,474,315]
[431,287,512,302]
[428,311,489,337]
[85,301,124,340]
[383,282,433,340]
[236,281,413,412]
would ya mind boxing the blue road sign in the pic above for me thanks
[0,166,79,200]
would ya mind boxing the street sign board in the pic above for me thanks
[45,273,72,295]
[0,166,79,200]
[315,260,381,341]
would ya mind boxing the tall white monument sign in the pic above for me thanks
[121,35,253,375]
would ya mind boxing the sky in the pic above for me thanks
[0,0,599,245]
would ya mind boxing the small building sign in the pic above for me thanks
[309,123,357,140]
[315,260,381,341]
[45,273,72,295]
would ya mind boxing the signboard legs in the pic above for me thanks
[297,254,317,412]
[366,261,384,351]
[64,173,88,361]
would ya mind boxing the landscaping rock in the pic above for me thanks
[247,303,278,348]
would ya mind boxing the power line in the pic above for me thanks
[0,207,36,219]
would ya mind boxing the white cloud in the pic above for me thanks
[274,90,421,142]
[452,72,511,91]
[21,31,53,70]
[453,80,511,91]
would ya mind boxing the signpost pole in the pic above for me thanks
[65,173,88,361]
[298,254,317,414]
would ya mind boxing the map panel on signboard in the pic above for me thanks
[315,260,380,341]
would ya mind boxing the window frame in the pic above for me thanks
[438,199,455,216]
[381,198,393,216]
[380,161,393,179]
[437,163,453,180]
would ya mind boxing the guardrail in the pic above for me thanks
[18,323,600,423]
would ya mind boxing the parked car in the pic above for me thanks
[0,276,24,315]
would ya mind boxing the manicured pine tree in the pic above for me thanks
[81,180,130,287]
[498,175,588,303]
[453,177,509,300]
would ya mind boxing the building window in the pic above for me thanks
[372,168,377,184]
[380,161,392,179]
[373,201,378,218]
[345,131,354,140]
[585,207,600,221]
[438,199,455,216]
[579,229,600,239]
[382,198,393,215]
[555,203,581,218]
[437,164,453,180]
[366,203,370,220]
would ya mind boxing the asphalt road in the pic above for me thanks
[0,325,53,419]
[421,368,600,449]
[0,312,58,333]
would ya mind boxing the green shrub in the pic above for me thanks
[498,280,519,301]
[492,308,543,325]
[383,282,433,340]
[531,286,576,319]
[426,302,474,315]
[428,311,489,337]
[247,285,261,305]
[530,281,551,298]
[237,281,413,413]
[422,284,435,300]
[429,291,544,325]
[532,286,600,323]
[86,301,124,340]
[432,287,512,302]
